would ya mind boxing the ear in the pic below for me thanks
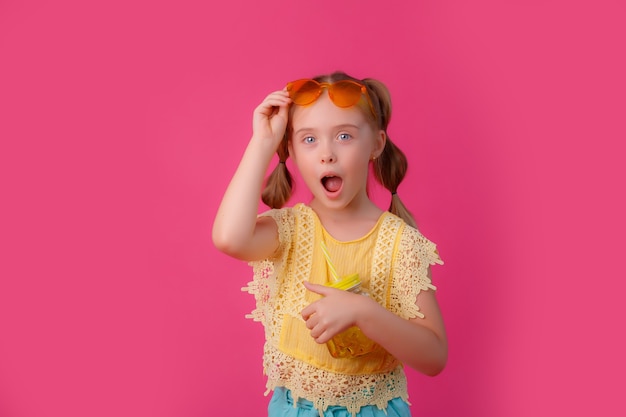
[373,129,386,158]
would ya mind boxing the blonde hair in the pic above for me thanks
[261,71,418,228]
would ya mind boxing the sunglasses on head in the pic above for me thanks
[286,79,376,116]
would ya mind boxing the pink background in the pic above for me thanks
[1,1,625,416]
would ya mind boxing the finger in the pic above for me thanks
[303,313,318,330]
[310,326,332,344]
[263,90,291,104]
[308,320,325,339]
[301,303,316,321]
[275,100,290,120]
[303,281,330,296]
[314,331,331,344]
[256,92,290,109]
[264,94,290,105]
[256,98,289,114]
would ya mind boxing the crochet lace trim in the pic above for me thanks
[262,344,409,415]
[390,224,443,319]
[242,207,292,322]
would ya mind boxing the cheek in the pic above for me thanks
[287,141,294,160]
[349,148,374,165]
[289,148,315,174]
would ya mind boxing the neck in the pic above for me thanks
[309,198,383,241]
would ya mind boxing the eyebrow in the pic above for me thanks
[293,124,362,136]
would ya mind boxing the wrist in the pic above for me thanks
[354,292,380,329]
[245,136,280,159]
[249,134,282,150]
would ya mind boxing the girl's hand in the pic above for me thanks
[301,281,377,344]
[252,89,291,149]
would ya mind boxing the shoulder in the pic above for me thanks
[259,206,293,237]
[390,216,443,266]
[388,218,443,318]
[259,206,293,222]
[257,206,308,259]
[378,212,426,246]
[259,203,312,219]
[260,203,317,228]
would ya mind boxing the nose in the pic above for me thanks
[320,141,336,164]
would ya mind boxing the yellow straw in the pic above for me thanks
[320,241,340,282]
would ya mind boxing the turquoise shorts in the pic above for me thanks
[268,387,411,417]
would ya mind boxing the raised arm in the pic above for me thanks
[212,90,291,261]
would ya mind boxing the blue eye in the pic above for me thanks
[338,133,351,141]
[304,136,316,144]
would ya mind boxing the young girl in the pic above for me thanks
[213,72,447,417]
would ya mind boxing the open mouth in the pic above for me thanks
[321,175,343,193]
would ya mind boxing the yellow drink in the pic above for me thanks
[325,273,378,359]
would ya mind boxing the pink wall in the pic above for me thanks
[1,1,624,416]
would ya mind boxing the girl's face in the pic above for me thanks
[288,92,385,214]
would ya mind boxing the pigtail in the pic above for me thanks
[373,140,417,228]
[261,136,293,209]
[364,77,418,229]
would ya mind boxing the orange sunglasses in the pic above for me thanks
[286,79,376,116]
